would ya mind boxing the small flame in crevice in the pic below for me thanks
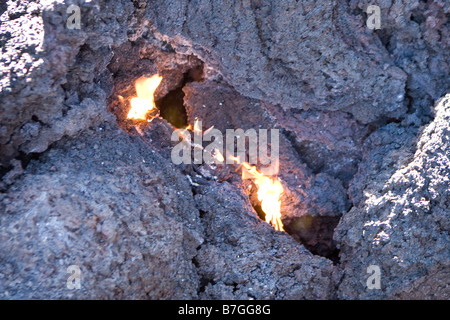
[212,148,224,163]
[237,160,284,232]
[193,118,202,135]
[126,74,163,120]
[214,151,284,232]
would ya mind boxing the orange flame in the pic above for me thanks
[241,162,284,231]
[127,74,163,120]
[212,149,225,163]
[193,118,202,135]
[212,150,284,231]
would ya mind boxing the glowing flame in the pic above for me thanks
[212,149,224,163]
[127,74,163,120]
[212,149,284,231]
[193,118,202,135]
[241,162,284,231]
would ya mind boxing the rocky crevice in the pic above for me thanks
[0,0,448,299]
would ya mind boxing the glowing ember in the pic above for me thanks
[213,150,284,231]
[212,148,225,163]
[241,162,284,231]
[193,118,202,135]
[127,74,163,120]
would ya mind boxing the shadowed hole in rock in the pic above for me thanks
[155,87,187,128]
[0,165,12,182]
[155,60,204,128]
[284,216,341,264]
[17,151,42,169]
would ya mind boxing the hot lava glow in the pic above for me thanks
[241,162,284,231]
[216,153,284,232]
[127,74,163,120]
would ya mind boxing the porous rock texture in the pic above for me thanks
[335,94,450,299]
[0,123,203,299]
[0,121,335,299]
[147,0,409,123]
[0,0,133,167]
[0,0,449,299]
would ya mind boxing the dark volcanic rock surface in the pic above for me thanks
[192,181,335,299]
[0,0,134,167]
[0,0,449,299]
[146,0,409,124]
[335,94,450,299]
[0,121,335,299]
[0,122,204,299]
